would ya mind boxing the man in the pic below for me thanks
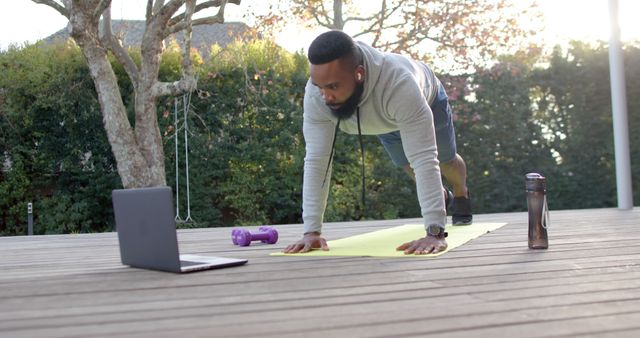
[284,30,472,255]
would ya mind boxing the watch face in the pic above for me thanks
[428,225,442,237]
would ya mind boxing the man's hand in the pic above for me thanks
[396,236,447,255]
[283,232,330,253]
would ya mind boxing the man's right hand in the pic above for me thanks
[283,232,330,253]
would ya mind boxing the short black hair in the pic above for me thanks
[308,30,360,66]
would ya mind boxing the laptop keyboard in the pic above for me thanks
[180,260,203,267]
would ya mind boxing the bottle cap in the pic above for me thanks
[525,172,546,192]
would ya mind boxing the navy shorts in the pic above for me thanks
[378,83,457,165]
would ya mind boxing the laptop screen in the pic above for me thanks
[112,186,182,272]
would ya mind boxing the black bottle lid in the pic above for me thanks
[525,172,546,192]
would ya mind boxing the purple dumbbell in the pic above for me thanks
[231,226,278,246]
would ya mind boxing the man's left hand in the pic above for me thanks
[396,236,447,255]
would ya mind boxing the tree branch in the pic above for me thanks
[305,2,333,29]
[32,0,70,18]
[99,6,113,43]
[153,0,167,16]
[191,15,227,26]
[93,0,111,19]
[180,0,196,85]
[358,0,404,45]
[165,13,226,36]
[100,7,140,86]
[169,0,240,26]
[343,14,379,24]
[333,0,343,29]
[107,39,141,85]
[146,0,153,21]
[155,0,240,96]
[165,0,238,37]
[153,78,197,97]
[156,0,185,26]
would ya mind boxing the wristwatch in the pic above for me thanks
[427,224,448,239]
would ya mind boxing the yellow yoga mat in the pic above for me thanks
[271,223,507,257]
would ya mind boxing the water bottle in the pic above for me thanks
[526,173,549,249]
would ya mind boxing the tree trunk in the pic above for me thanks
[333,0,344,30]
[134,19,169,187]
[69,5,163,188]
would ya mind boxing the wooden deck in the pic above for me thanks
[1,207,640,338]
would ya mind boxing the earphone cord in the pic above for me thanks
[356,107,365,209]
[322,119,341,188]
[321,108,366,211]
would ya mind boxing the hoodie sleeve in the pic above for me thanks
[386,76,447,230]
[301,81,337,234]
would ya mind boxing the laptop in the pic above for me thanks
[112,186,248,273]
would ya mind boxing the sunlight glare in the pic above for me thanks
[537,0,640,43]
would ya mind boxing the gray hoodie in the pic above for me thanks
[302,41,446,234]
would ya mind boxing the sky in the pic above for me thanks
[1,0,639,52]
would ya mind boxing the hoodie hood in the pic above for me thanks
[356,41,385,105]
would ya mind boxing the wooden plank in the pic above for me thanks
[0,207,638,338]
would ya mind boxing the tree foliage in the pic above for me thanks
[166,40,309,226]
[0,43,119,234]
[532,42,640,209]
[446,59,558,211]
[250,0,542,71]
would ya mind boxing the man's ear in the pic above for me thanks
[355,65,365,83]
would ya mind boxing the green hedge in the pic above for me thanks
[1,40,638,235]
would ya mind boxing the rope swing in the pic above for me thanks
[174,91,194,223]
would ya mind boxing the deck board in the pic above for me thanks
[1,207,639,338]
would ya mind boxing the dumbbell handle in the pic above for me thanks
[251,232,268,240]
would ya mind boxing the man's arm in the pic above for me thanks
[379,76,447,255]
[301,90,337,235]
[396,110,448,254]
[283,82,337,254]
[391,78,447,232]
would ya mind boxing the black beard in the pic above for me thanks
[329,82,364,119]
